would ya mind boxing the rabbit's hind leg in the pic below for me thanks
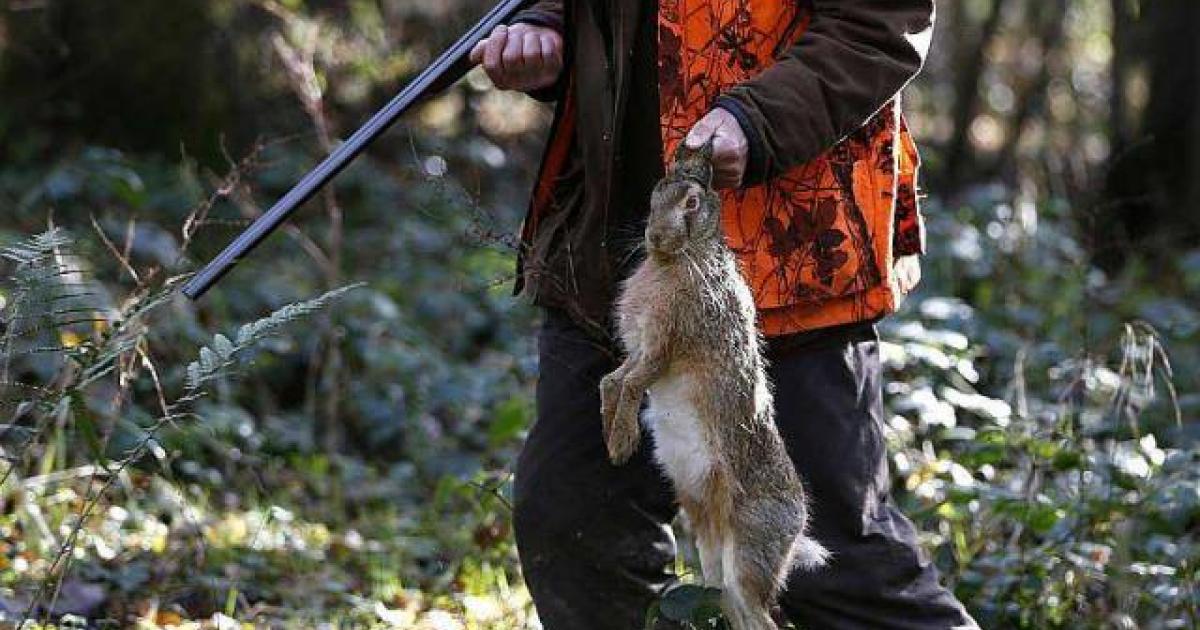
[720,504,806,630]
[685,470,733,589]
[680,488,725,588]
[719,541,778,630]
[690,522,724,588]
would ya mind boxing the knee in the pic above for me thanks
[512,477,567,553]
[514,476,674,579]
[512,468,600,566]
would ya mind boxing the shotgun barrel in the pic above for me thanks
[182,0,529,300]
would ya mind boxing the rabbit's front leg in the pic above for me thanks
[600,362,638,464]
[606,343,668,465]
[600,362,630,443]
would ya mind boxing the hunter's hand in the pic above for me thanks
[470,23,564,92]
[686,108,749,189]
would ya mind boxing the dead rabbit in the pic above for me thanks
[600,140,828,630]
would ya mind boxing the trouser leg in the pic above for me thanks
[513,309,679,630]
[768,326,979,630]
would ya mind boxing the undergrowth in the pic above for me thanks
[0,228,363,628]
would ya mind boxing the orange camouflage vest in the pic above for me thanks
[528,0,926,337]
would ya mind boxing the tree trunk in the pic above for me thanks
[1101,0,1200,269]
[941,0,1012,194]
[991,0,1069,181]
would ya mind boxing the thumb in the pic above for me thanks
[686,115,718,149]
[469,40,486,65]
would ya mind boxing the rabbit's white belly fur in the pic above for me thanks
[644,370,712,500]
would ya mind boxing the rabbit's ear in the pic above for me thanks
[673,136,716,165]
[672,138,715,187]
[671,140,692,169]
[696,139,710,189]
[697,137,716,185]
[695,135,716,162]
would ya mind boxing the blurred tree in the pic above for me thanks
[942,0,1012,193]
[1103,0,1200,269]
[0,0,266,164]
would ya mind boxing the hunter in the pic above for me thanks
[470,0,980,627]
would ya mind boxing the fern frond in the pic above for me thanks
[1,346,78,360]
[1,230,113,389]
[0,229,71,266]
[9,317,110,337]
[186,283,364,391]
[3,232,100,315]
[5,306,103,324]
[118,275,188,326]
[79,336,142,386]
[10,264,90,283]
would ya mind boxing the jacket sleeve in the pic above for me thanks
[511,0,563,32]
[716,0,934,186]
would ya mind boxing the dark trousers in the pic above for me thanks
[514,308,979,629]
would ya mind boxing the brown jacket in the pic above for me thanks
[511,0,934,339]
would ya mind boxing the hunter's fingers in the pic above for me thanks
[501,27,527,80]
[539,32,562,72]
[713,131,747,165]
[481,25,509,79]
[474,23,562,91]
[712,134,736,161]
[520,31,543,84]
[685,119,718,149]
[717,140,747,188]
[685,108,748,189]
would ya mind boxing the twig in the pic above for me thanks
[89,214,141,285]
[177,138,272,265]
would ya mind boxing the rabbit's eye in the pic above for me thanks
[685,196,699,210]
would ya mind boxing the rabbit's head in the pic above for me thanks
[645,141,722,259]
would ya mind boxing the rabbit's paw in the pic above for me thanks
[600,374,626,459]
[606,389,642,465]
[606,419,640,466]
[600,372,622,427]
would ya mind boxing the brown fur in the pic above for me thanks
[600,141,828,630]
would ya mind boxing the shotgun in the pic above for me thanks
[182,0,528,300]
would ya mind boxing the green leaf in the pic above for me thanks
[236,323,254,346]
[186,362,201,389]
[659,585,724,622]
[487,396,529,446]
[978,428,1010,446]
[965,445,1006,467]
[1027,439,1060,459]
[199,346,218,372]
[1052,450,1083,470]
[937,501,965,521]
[1026,504,1064,534]
[213,333,235,359]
